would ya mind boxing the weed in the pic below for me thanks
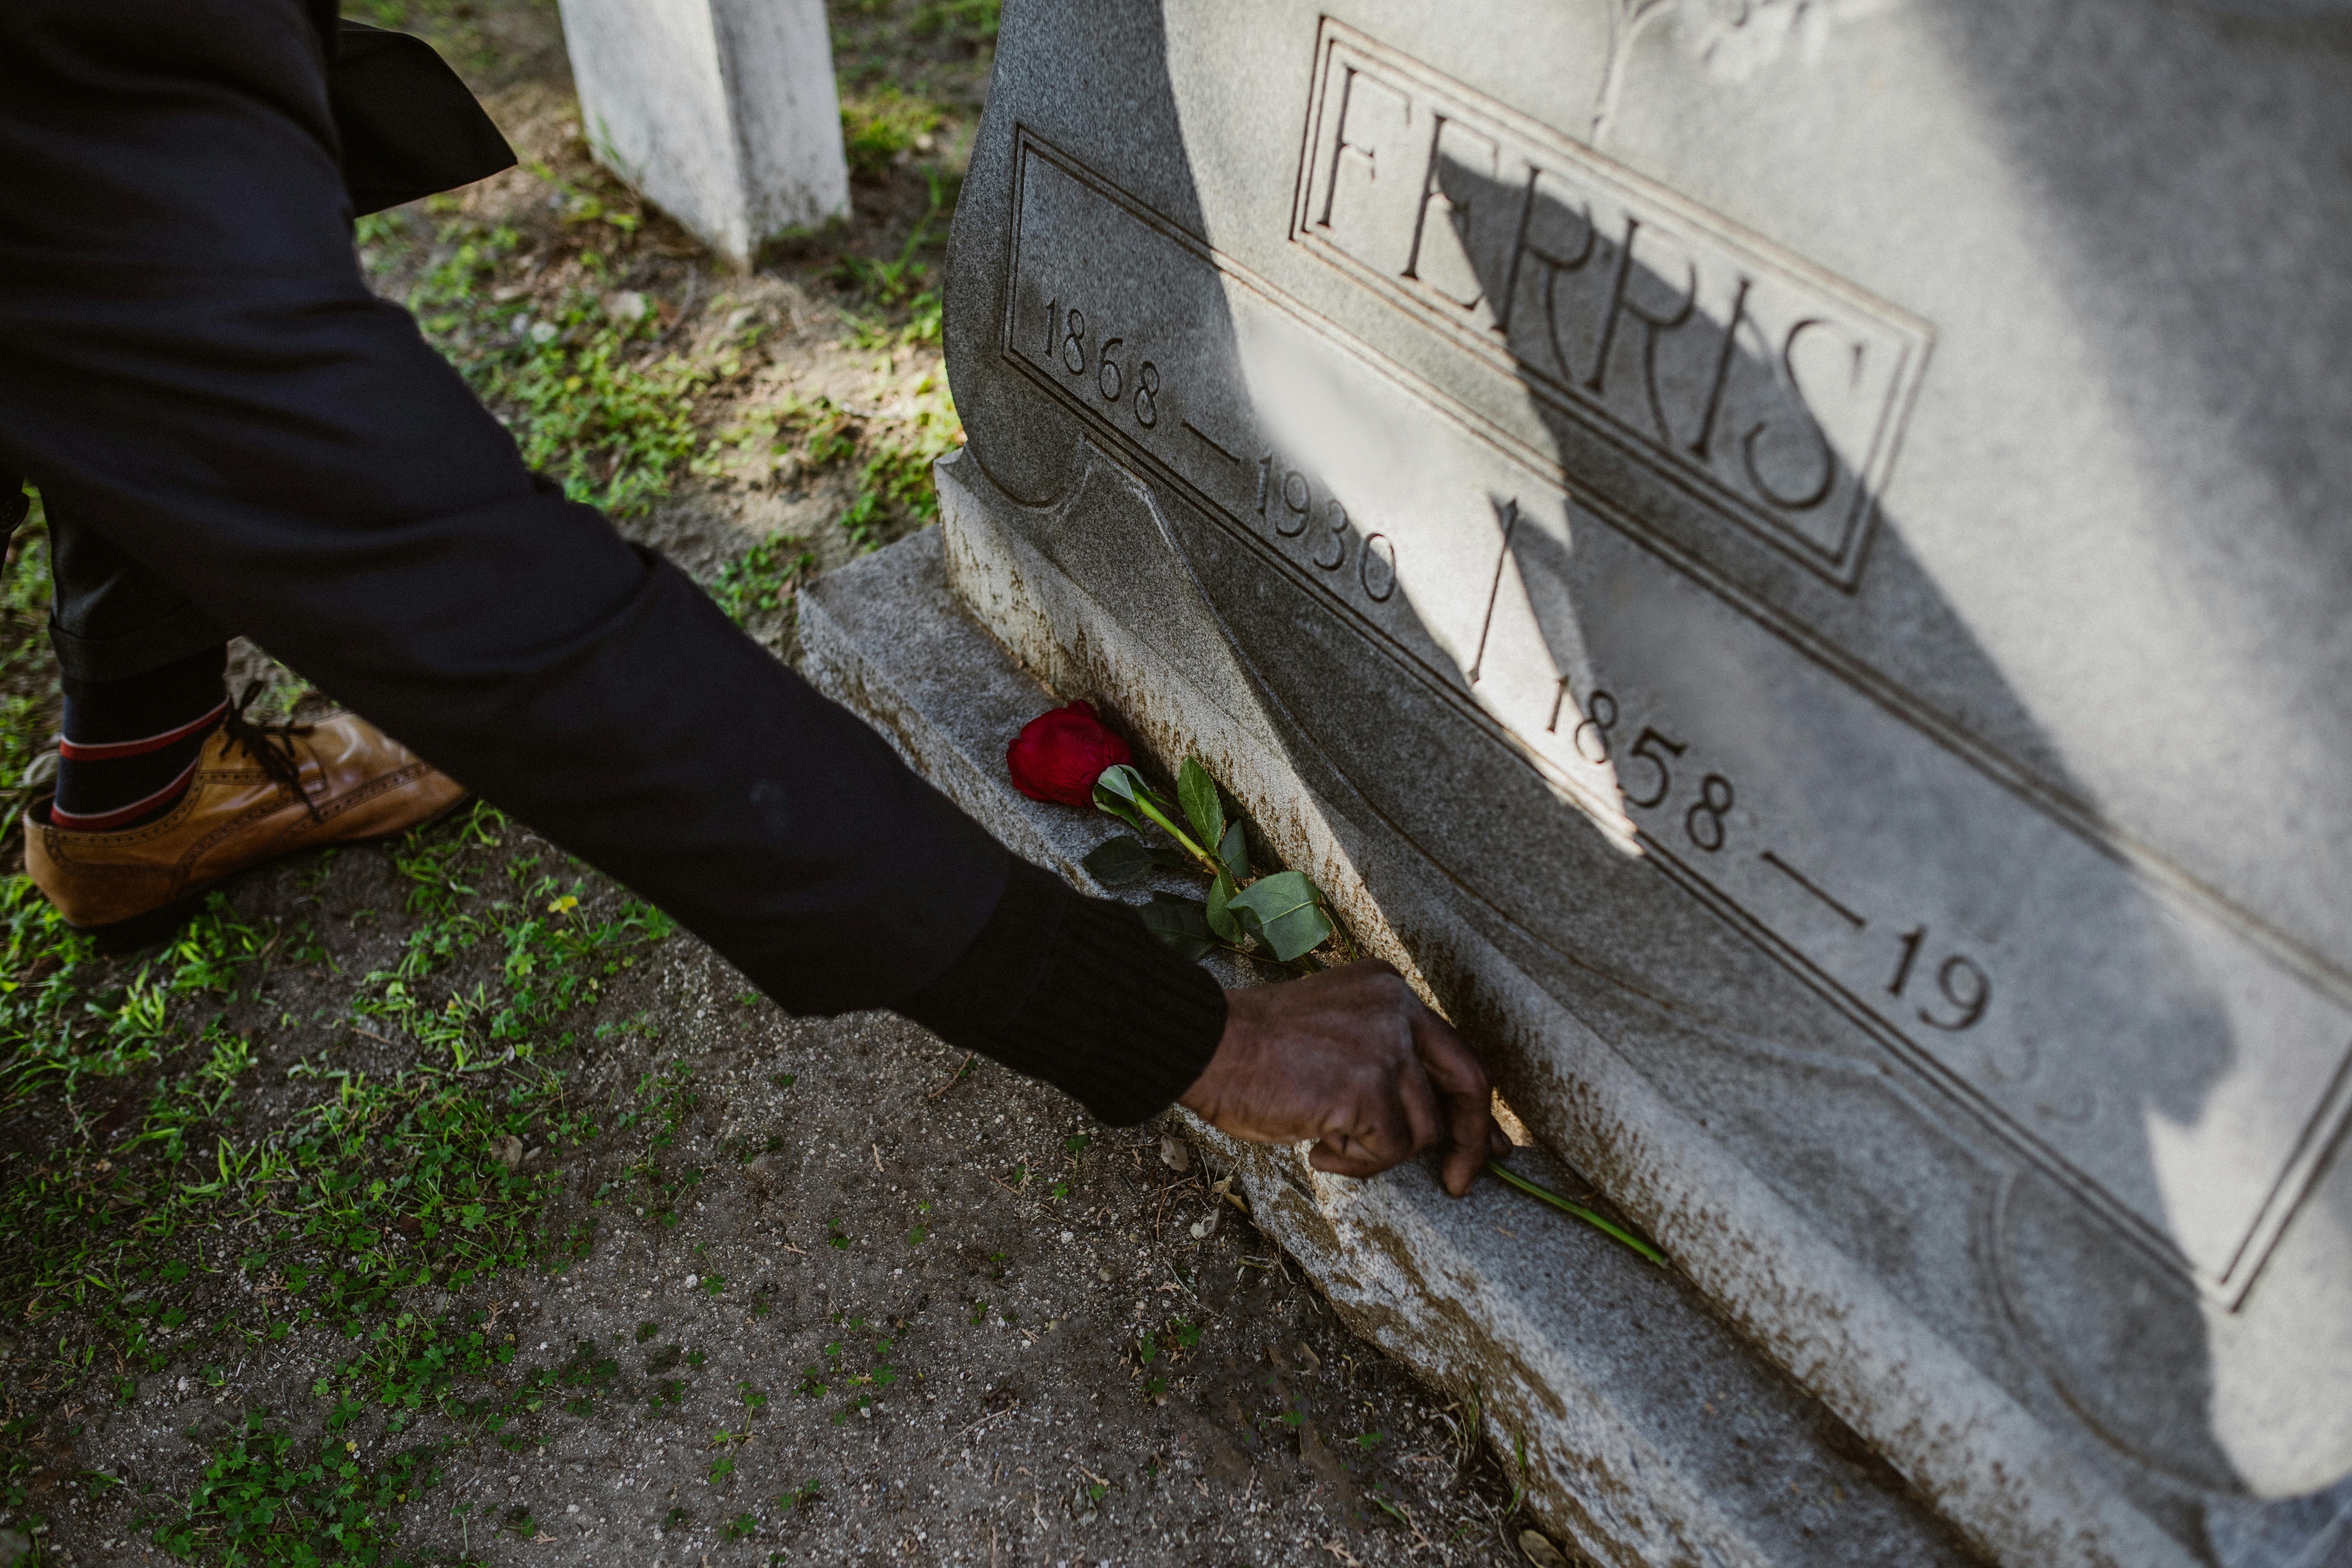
[1137,1315,1202,1400]
[144,1407,443,1564]
[839,85,946,182]
[711,534,814,626]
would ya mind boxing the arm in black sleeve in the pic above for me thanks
[0,0,1223,1118]
[901,860,1227,1125]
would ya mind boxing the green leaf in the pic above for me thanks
[1216,819,1250,882]
[1082,835,1158,887]
[1177,758,1225,851]
[1204,873,1243,945]
[1135,893,1215,961]
[1091,765,1151,832]
[1226,871,1335,962]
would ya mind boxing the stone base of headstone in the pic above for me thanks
[799,512,1979,1568]
[555,0,848,267]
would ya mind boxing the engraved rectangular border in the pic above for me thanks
[1288,18,1934,593]
[996,124,2352,1306]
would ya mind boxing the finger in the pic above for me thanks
[1489,1123,1513,1158]
[1441,1133,1488,1195]
[1308,1139,1389,1179]
[1393,1051,1447,1158]
[1340,1064,1424,1173]
[1409,1007,1499,1195]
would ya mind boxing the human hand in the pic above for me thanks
[1177,960,1509,1195]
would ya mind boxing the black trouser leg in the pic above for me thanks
[45,495,233,687]
[36,495,230,827]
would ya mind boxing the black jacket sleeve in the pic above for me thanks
[0,0,1223,1120]
[902,860,1226,1125]
[329,20,517,216]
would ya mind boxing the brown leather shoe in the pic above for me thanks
[26,709,470,947]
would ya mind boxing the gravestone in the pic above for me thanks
[844,3,2352,1564]
[555,0,847,267]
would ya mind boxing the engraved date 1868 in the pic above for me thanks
[1045,299,1162,430]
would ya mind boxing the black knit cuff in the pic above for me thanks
[896,858,1227,1125]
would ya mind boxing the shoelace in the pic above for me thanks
[222,680,324,824]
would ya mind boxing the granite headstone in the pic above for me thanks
[929,4,2352,1564]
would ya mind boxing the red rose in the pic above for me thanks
[1007,700,1132,807]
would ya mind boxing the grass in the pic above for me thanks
[148,1407,442,1565]
[353,98,969,564]
[840,85,945,183]
[0,788,696,1560]
[373,214,742,522]
[0,506,63,852]
[341,0,518,79]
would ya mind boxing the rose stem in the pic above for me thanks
[1130,794,1224,878]
[1483,1160,1664,1264]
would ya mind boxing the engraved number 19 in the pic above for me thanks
[1888,926,1991,1032]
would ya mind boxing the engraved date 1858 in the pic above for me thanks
[1565,686,1995,1035]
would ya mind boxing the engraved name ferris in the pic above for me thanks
[1293,21,1931,588]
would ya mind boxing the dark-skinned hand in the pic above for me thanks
[1177,960,1510,1196]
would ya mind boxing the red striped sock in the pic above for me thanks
[51,649,229,832]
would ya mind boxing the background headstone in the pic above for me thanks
[904,2,2352,1565]
[555,0,847,267]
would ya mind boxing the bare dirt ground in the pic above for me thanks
[14,814,1533,1568]
[0,4,1566,1567]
